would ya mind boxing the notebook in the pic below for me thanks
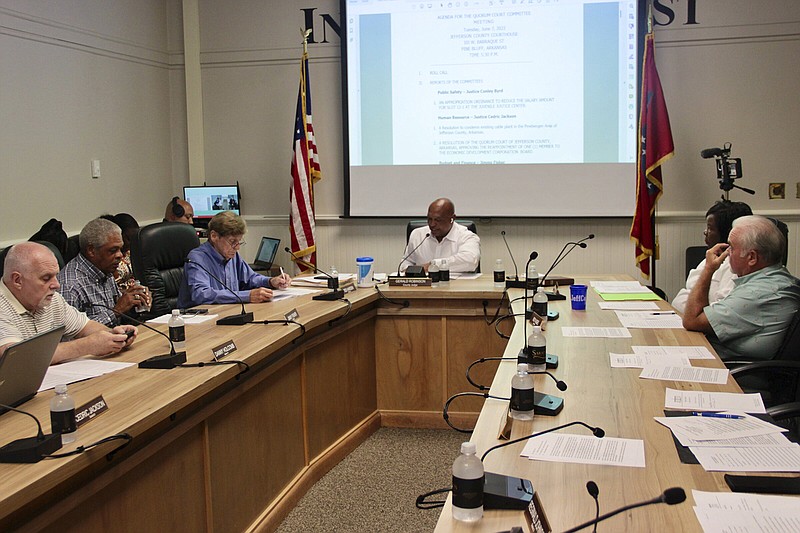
[253,236,281,270]
[0,326,65,411]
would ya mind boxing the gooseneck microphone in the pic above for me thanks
[700,147,724,159]
[0,403,62,463]
[285,247,345,300]
[465,357,566,392]
[518,251,539,361]
[481,420,604,462]
[500,231,524,288]
[396,233,430,277]
[82,302,186,369]
[539,234,595,292]
[185,259,254,325]
[562,487,686,533]
[586,481,600,533]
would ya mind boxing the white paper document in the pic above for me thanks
[693,490,800,512]
[292,274,356,287]
[450,272,482,280]
[598,301,660,310]
[610,353,691,368]
[676,431,793,449]
[632,345,716,360]
[640,365,729,385]
[520,433,646,468]
[590,281,651,293]
[664,388,766,414]
[694,507,800,533]
[654,415,786,441]
[270,287,320,301]
[149,313,219,324]
[39,360,135,392]
[690,444,800,472]
[614,310,684,329]
[561,327,632,338]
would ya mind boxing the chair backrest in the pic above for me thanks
[130,222,200,317]
[685,246,706,278]
[64,234,81,264]
[775,308,800,362]
[0,241,64,278]
[404,220,479,272]
[766,217,789,266]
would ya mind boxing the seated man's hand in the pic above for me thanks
[249,287,274,303]
[115,285,151,314]
[89,330,130,357]
[705,243,730,273]
[112,325,137,348]
[270,273,292,290]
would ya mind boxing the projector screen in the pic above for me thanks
[341,0,644,217]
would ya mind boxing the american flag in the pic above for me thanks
[290,50,322,272]
[630,31,673,278]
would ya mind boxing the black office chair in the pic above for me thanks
[405,219,480,273]
[685,246,706,278]
[130,222,200,318]
[766,217,789,266]
[0,241,65,278]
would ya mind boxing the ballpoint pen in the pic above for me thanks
[650,312,676,315]
[690,412,744,419]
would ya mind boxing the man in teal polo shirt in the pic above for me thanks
[682,215,800,361]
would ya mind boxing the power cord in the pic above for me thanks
[328,298,352,326]
[442,392,510,433]
[256,319,307,341]
[482,289,510,325]
[44,433,133,461]
[374,285,409,307]
[180,359,250,376]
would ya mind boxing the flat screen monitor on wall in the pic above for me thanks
[184,185,241,228]
[340,0,646,217]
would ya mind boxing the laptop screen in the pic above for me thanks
[253,237,280,269]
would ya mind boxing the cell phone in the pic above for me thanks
[725,474,800,494]
[183,308,209,315]
[125,329,135,339]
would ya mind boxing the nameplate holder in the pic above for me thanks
[75,395,109,429]
[284,308,300,322]
[388,277,432,287]
[340,280,357,293]
[212,340,237,361]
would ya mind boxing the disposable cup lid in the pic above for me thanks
[356,257,374,262]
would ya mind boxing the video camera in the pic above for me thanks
[700,142,752,197]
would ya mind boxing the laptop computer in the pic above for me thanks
[0,326,65,412]
[253,236,280,270]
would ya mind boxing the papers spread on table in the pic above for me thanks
[520,433,645,468]
[664,387,766,414]
[39,360,135,392]
[655,413,785,441]
[610,353,691,368]
[691,445,800,472]
[561,327,632,338]
[640,365,729,385]
[693,490,800,533]
[598,301,660,310]
[149,313,219,325]
[270,287,320,301]
[632,345,716,360]
[292,273,356,288]
[590,281,660,301]
[614,310,684,329]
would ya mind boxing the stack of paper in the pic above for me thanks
[693,490,800,532]
[655,414,800,472]
[520,433,646,468]
[590,281,660,301]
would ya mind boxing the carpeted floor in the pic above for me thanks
[277,428,466,532]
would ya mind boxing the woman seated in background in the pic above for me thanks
[177,211,291,308]
[672,200,752,314]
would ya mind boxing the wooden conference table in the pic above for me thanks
[0,276,508,532]
[434,280,747,532]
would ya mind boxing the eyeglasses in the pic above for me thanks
[224,237,246,248]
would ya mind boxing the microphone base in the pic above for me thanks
[534,391,564,416]
[484,471,534,510]
[505,278,526,289]
[216,312,255,326]
[0,433,62,463]
[138,351,187,369]
[518,348,559,369]
[313,289,345,301]
[404,266,426,278]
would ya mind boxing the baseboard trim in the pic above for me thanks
[380,410,479,430]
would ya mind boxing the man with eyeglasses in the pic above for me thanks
[178,211,291,308]
[400,198,480,274]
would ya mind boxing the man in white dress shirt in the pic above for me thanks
[672,200,751,313]
[400,198,480,274]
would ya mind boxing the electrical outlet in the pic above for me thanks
[769,182,785,199]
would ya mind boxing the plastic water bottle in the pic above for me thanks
[329,265,338,277]
[439,259,450,284]
[526,263,539,292]
[527,325,547,366]
[533,286,548,319]
[168,309,186,352]
[429,260,440,285]
[50,384,77,444]
[452,441,484,522]
[493,259,505,288]
[510,363,535,420]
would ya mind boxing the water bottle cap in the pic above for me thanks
[532,325,542,333]
[54,384,68,394]
[517,363,528,373]
[537,286,545,292]
[172,309,180,315]
[460,442,477,455]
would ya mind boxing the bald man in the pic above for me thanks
[164,196,195,224]
[400,198,480,273]
[0,242,137,364]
